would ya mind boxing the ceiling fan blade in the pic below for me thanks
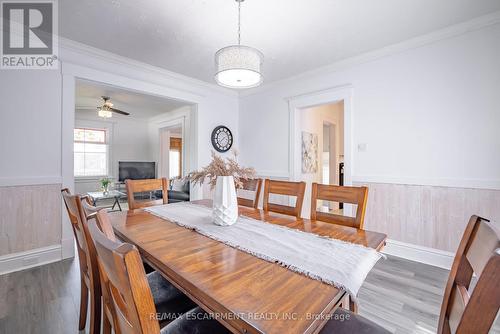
[110,108,130,116]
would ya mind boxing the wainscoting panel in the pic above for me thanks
[355,182,500,253]
[0,184,62,256]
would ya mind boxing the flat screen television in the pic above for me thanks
[118,161,156,182]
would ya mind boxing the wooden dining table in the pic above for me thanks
[108,199,387,334]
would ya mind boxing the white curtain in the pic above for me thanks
[158,129,171,179]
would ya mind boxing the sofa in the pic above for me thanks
[167,178,190,203]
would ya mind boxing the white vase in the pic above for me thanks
[212,176,238,226]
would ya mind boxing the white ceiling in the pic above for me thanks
[61,0,500,85]
[75,80,189,118]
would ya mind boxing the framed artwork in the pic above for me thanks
[301,131,318,174]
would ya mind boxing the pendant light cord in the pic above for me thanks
[238,0,241,45]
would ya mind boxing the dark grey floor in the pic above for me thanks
[0,255,498,334]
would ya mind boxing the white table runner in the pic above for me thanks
[145,202,382,297]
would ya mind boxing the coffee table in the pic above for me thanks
[86,190,125,211]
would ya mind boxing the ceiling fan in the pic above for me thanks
[97,96,130,118]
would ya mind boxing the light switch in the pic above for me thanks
[358,143,367,152]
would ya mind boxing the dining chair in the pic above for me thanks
[262,179,306,218]
[89,209,230,334]
[237,178,263,208]
[437,215,500,334]
[61,189,101,334]
[83,198,158,275]
[81,195,99,218]
[126,178,169,210]
[310,183,369,229]
[320,215,500,334]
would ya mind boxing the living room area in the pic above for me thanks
[74,80,192,210]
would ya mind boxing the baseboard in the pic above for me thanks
[382,239,454,270]
[0,244,62,275]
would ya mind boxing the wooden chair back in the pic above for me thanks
[263,179,306,218]
[89,209,160,334]
[61,189,99,281]
[125,178,169,210]
[81,195,99,219]
[310,183,369,229]
[237,178,263,209]
[437,215,500,334]
[61,189,102,333]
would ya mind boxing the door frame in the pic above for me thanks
[61,63,200,259]
[287,84,353,186]
[155,115,187,178]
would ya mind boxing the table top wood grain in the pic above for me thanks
[108,200,387,334]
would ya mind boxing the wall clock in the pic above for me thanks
[211,125,233,152]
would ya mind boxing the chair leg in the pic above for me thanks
[89,287,102,334]
[103,314,112,334]
[78,277,88,331]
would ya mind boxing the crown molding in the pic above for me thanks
[240,11,500,98]
[57,10,500,99]
[58,37,238,97]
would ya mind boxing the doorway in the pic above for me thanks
[73,79,191,198]
[320,121,344,213]
[297,101,344,217]
[61,67,200,260]
[287,85,352,218]
[158,124,184,180]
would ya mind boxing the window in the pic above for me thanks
[169,137,182,178]
[169,151,181,178]
[74,128,108,177]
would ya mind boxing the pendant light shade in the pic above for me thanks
[214,0,263,89]
[215,45,263,89]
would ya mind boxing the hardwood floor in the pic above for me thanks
[0,254,498,334]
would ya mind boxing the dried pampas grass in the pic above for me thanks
[189,151,256,189]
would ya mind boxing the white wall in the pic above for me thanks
[0,71,62,184]
[239,23,500,189]
[74,110,155,193]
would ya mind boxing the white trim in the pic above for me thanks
[240,11,500,98]
[59,37,237,97]
[0,245,62,276]
[62,63,204,105]
[287,85,354,217]
[353,175,500,191]
[0,177,62,187]
[75,176,115,183]
[61,74,76,260]
[287,85,353,186]
[382,239,454,270]
[256,170,290,179]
